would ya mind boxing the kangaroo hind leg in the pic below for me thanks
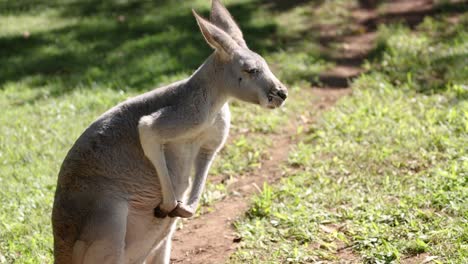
[72,198,128,264]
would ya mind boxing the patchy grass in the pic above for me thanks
[0,89,127,262]
[231,14,468,264]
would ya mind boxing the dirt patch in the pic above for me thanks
[318,0,463,89]
[401,253,440,264]
[336,246,360,264]
[170,196,248,264]
[317,3,377,88]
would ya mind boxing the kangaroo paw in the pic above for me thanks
[168,202,195,218]
[154,200,179,218]
[154,206,169,218]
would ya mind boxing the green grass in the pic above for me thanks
[0,0,326,262]
[230,14,468,264]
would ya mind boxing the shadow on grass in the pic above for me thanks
[0,0,277,98]
[2,0,464,97]
[364,0,468,61]
[363,0,468,31]
[260,0,323,11]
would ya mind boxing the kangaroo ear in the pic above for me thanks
[193,9,239,60]
[210,0,247,48]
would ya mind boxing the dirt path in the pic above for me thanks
[170,132,290,264]
[170,0,445,263]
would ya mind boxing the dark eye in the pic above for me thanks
[244,68,259,75]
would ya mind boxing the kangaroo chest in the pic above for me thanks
[124,128,223,262]
[132,117,228,202]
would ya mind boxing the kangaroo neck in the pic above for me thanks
[187,53,230,115]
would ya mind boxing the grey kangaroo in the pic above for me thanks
[52,1,288,263]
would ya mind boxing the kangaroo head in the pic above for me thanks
[193,0,288,109]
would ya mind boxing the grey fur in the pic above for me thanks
[52,1,287,263]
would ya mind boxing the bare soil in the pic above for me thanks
[171,0,449,262]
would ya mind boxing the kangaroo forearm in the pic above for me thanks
[187,151,216,207]
[138,137,177,213]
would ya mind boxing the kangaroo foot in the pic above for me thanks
[168,202,195,218]
[154,200,179,218]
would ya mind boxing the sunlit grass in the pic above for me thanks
[230,14,468,263]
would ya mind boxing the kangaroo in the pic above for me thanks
[52,1,288,263]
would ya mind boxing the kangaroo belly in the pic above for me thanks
[127,141,199,211]
[165,142,200,197]
[123,140,198,262]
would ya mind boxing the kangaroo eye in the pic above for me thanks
[244,68,259,75]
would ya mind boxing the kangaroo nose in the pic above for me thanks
[277,90,287,100]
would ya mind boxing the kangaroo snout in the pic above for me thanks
[276,89,288,100]
[267,85,288,108]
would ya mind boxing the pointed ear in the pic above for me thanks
[193,9,239,60]
[210,0,247,48]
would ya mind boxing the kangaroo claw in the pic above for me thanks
[168,202,195,218]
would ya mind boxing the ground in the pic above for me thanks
[0,0,466,263]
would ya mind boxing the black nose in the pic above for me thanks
[277,90,287,100]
